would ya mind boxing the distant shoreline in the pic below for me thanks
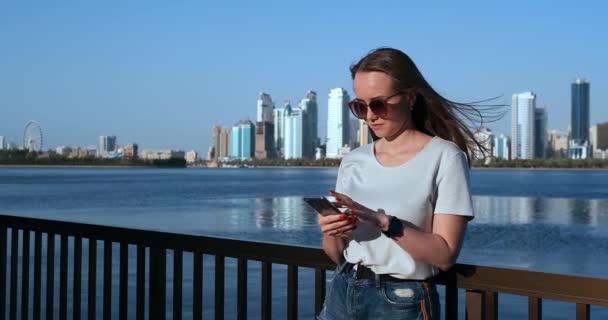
[2,164,607,171]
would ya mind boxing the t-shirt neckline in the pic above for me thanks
[370,136,438,169]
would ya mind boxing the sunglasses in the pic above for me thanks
[347,92,404,119]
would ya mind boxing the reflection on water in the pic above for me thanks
[472,196,608,227]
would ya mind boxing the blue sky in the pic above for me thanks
[1,1,607,154]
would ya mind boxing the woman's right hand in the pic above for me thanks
[318,212,357,238]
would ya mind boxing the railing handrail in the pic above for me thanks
[2,213,608,310]
[0,213,335,269]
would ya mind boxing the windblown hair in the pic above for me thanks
[350,47,504,162]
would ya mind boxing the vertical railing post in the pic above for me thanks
[466,290,485,320]
[576,303,590,320]
[149,247,166,320]
[287,265,298,320]
[21,231,31,320]
[0,227,7,320]
[237,258,248,320]
[9,229,18,320]
[314,269,326,317]
[484,291,497,320]
[47,233,56,320]
[214,255,225,320]
[261,262,272,320]
[444,270,458,320]
[528,296,542,320]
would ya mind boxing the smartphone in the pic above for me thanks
[303,197,344,216]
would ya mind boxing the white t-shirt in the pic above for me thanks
[337,136,474,279]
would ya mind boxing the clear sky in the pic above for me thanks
[2,1,607,154]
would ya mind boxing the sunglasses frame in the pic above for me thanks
[348,91,404,119]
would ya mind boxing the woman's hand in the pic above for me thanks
[318,211,357,238]
[330,190,390,231]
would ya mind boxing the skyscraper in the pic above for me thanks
[0,136,5,150]
[493,134,510,160]
[257,92,274,123]
[299,91,318,158]
[327,88,351,158]
[473,127,493,160]
[255,121,275,159]
[590,122,608,159]
[534,107,547,159]
[570,78,590,159]
[571,78,590,142]
[212,126,222,161]
[358,119,370,146]
[511,92,536,159]
[218,127,231,159]
[98,135,117,157]
[230,120,255,160]
[547,130,569,158]
[273,101,291,158]
[283,108,304,159]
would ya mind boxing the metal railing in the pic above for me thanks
[1,214,607,320]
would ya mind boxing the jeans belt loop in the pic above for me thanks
[354,264,363,279]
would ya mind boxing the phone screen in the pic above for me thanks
[303,197,343,216]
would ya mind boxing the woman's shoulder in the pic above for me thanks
[339,143,374,164]
[429,136,466,157]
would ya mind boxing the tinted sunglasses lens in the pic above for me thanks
[349,101,367,119]
[369,100,387,117]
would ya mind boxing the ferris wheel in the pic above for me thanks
[23,120,43,152]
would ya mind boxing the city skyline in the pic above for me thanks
[1,2,607,154]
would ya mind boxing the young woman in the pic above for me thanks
[317,47,488,319]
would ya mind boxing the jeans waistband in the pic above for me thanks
[341,262,435,284]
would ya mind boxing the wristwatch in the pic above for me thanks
[382,216,404,238]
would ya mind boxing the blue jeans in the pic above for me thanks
[318,263,440,320]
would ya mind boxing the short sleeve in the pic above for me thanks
[335,162,346,194]
[433,152,474,219]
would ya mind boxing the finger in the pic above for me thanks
[329,223,357,235]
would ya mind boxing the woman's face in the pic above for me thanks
[352,71,412,139]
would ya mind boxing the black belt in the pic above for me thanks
[343,263,433,284]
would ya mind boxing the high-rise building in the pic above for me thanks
[590,122,608,159]
[299,91,318,158]
[547,130,569,158]
[0,136,5,150]
[230,120,255,160]
[218,127,231,159]
[185,150,198,164]
[124,143,138,159]
[493,134,510,160]
[274,101,291,158]
[327,88,351,158]
[212,126,222,161]
[255,121,275,159]
[473,127,494,160]
[534,107,547,159]
[570,78,590,159]
[257,92,274,123]
[98,136,117,157]
[358,119,370,146]
[283,108,304,159]
[511,92,536,159]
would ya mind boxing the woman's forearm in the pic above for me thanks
[391,215,468,271]
[322,234,346,265]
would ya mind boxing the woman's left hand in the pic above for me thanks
[330,190,389,230]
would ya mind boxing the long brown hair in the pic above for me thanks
[350,47,504,162]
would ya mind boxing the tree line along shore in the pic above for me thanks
[2,150,607,169]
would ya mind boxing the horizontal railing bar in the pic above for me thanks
[0,214,334,269]
[451,264,608,306]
